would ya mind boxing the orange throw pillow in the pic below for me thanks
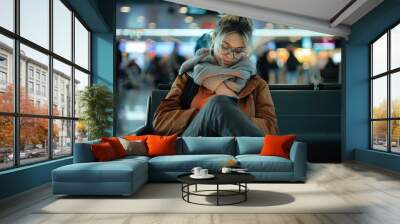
[123,135,148,142]
[91,142,117,162]
[101,137,127,158]
[146,134,178,157]
[259,135,296,159]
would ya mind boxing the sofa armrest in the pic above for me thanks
[73,140,100,163]
[289,141,307,181]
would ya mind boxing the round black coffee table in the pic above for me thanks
[177,173,255,206]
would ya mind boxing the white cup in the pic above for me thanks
[200,169,208,176]
[221,167,232,174]
[191,167,202,176]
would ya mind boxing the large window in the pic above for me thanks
[370,22,400,154]
[0,0,91,171]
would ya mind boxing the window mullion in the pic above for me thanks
[71,10,76,155]
[49,0,53,160]
[13,0,21,167]
[388,29,391,152]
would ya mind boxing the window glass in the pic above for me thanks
[20,117,49,165]
[391,120,400,153]
[20,0,49,49]
[391,24,400,70]
[53,59,72,117]
[391,72,400,118]
[75,120,88,143]
[53,0,72,60]
[372,33,387,76]
[0,0,14,31]
[0,116,14,170]
[74,69,89,118]
[53,119,72,157]
[0,35,14,113]
[372,76,387,119]
[372,121,388,151]
[20,44,49,115]
[74,18,89,70]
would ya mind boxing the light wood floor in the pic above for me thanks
[1,162,400,224]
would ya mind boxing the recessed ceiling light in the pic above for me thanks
[179,6,188,14]
[190,23,198,28]
[184,16,193,23]
[148,22,157,29]
[120,6,131,13]
[137,16,145,23]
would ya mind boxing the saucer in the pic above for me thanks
[190,174,215,179]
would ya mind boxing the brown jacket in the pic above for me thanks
[152,73,279,136]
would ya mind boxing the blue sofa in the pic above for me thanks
[52,137,307,196]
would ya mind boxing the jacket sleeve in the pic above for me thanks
[250,80,279,135]
[152,74,198,135]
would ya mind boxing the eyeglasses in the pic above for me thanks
[220,45,248,60]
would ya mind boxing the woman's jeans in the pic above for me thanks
[181,95,264,137]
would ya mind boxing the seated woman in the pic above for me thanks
[152,15,278,137]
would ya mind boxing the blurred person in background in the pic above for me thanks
[320,56,339,83]
[256,50,279,83]
[167,42,186,83]
[285,45,301,84]
[146,55,169,88]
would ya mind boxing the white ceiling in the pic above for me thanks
[165,0,384,37]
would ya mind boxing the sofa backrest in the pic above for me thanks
[235,137,264,155]
[176,137,236,155]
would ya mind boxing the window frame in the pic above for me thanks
[0,0,92,171]
[369,19,400,154]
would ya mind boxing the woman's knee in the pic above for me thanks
[206,95,235,107]
[202,95,236,118]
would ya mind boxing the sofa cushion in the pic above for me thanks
[236,155,293,172]
[236,137,264,155]
[147,134,178,157]
[52,158,147,183]
[260,135,296,159]
[149,154,235,172]
[178,137,235,155]
[101,137,127,158]
[90,142,118,161]
[118,138,147,156]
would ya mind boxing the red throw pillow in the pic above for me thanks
[259,135,296,159]
[91,142,117,161]
[101,137,127,158]
[123,135,148,142]
[146,134,178,157]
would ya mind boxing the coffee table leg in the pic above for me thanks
[187,184,190,202]
[216,184,219,206]
[195,184,197,192]
[245,183,247,201]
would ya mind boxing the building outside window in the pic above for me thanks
[28,81,34,94]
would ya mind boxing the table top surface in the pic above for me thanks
[177,172,255,185]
